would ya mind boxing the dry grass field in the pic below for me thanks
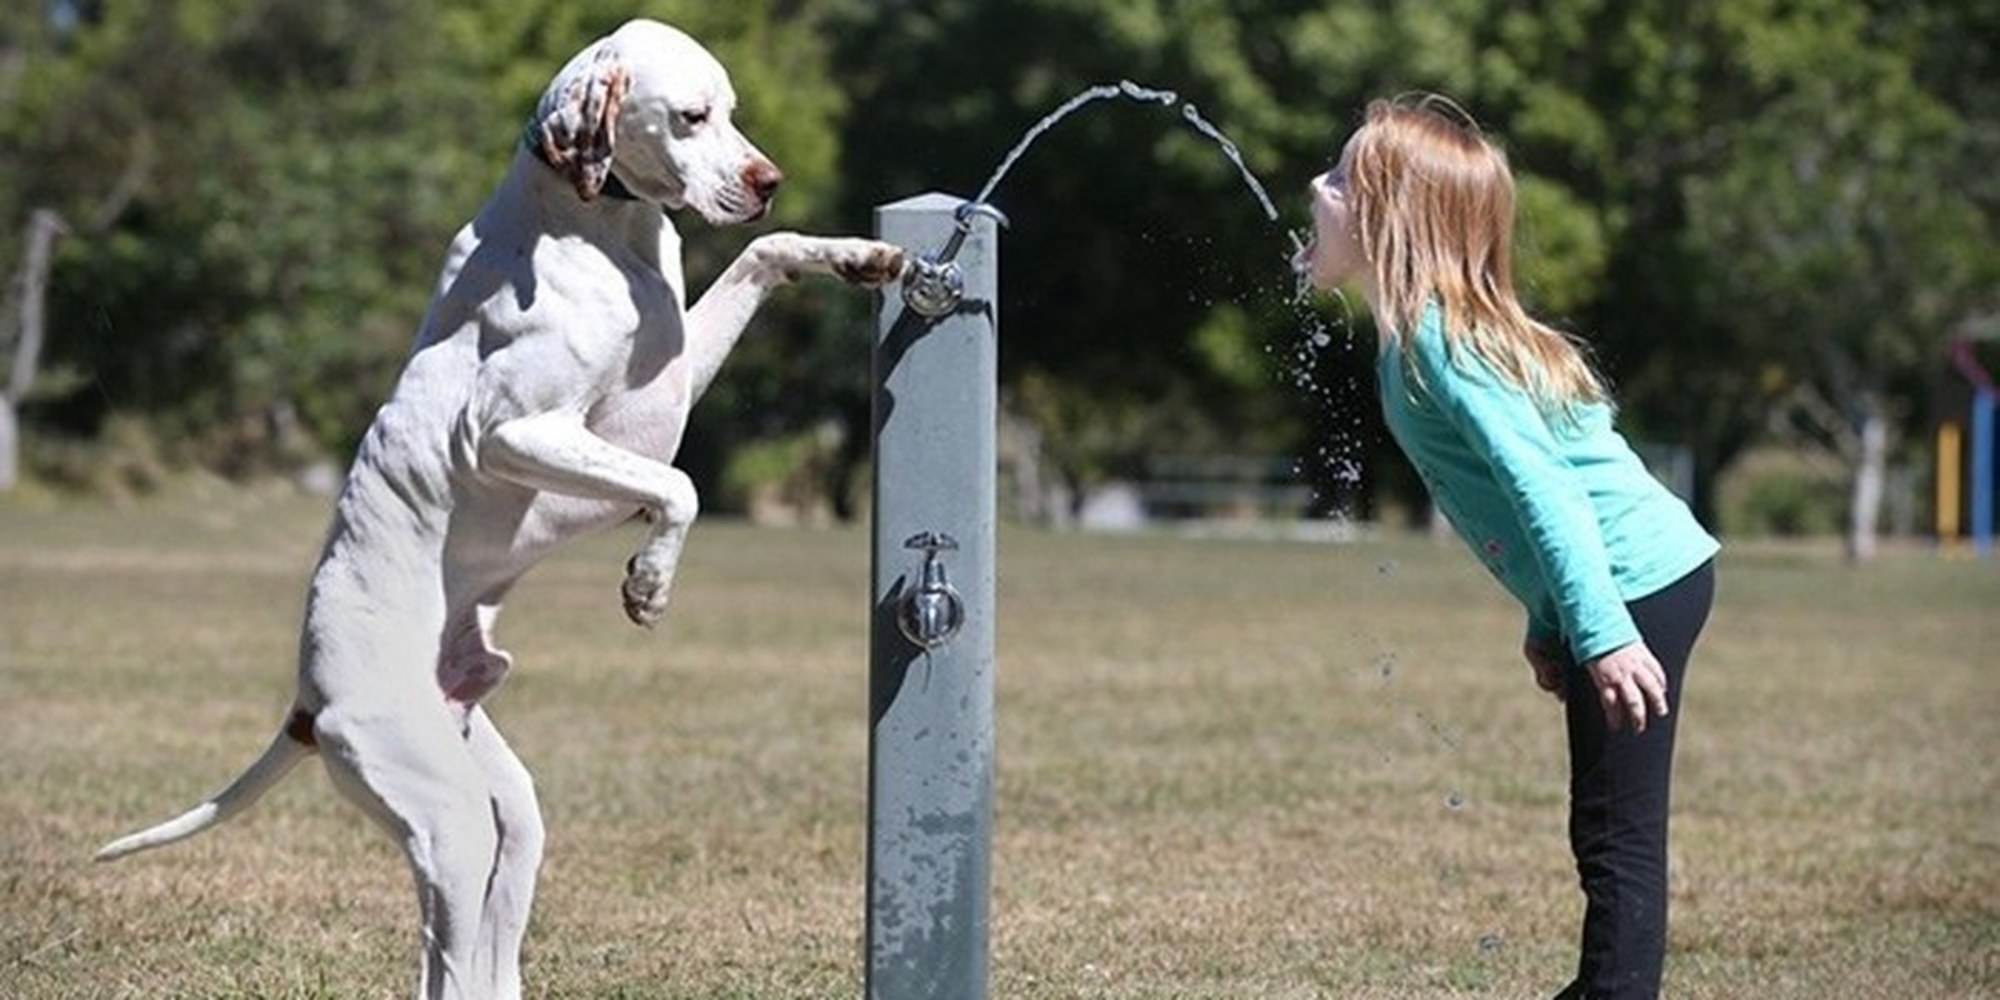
[2,485,1995,998]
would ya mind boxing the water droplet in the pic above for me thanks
[1446,790,1466,810]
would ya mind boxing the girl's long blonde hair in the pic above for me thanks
[1345,95,1606,409]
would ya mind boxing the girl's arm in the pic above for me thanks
[1409,331,1639,665]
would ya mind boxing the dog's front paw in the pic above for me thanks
[832,240,907,288]
[621,552,675,628]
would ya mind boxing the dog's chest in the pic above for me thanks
[587,318,694,463]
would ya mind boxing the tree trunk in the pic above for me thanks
[996,399,1052,524]
[0,209,65,491]
[0,399,15,492]
[1846,394,1888,564]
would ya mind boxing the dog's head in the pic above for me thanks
[531,20,781,224]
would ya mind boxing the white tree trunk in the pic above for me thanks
[1,210,65,491]
[0,396,16,492]
[1846,395,1888,564]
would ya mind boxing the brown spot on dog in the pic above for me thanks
[537,49,631,201]
[284,709,318,747]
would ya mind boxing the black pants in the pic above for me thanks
[1555,561,1715,1000]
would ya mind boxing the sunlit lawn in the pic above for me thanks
[2,485,1994,998]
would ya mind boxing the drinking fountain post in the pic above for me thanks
[867,192,1001,999]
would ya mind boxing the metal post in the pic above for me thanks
[1973,390,1994,556]
[867,193,999,999]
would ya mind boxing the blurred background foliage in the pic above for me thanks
[1,0,1993,540]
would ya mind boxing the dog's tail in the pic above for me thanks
[94,709,318,863]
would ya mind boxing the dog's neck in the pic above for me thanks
[520,123,642,203]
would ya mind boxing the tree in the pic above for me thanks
[0,210,64,490]
[822,0,1635,518]
[1675,0,1996,560]
[2,0,856,494]
[7,0,1991,538]
[4,0,502,471]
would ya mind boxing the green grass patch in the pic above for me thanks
[2,492,1994,997]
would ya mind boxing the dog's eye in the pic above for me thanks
[678,108,711,128]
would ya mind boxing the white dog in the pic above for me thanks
[95,19,903,1000]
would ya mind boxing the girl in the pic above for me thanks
[1296,95,1718,999]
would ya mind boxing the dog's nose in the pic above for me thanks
[745,160,784,203]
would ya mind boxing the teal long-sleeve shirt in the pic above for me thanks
[1377,306,1718,664]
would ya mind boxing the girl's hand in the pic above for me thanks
[1585,640,1670,733]
[1522,637,1568,702]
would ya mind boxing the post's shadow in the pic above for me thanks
[870,576,919,726]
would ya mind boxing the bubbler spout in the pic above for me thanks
[900,201,1010,319]
[954,200,1012,233]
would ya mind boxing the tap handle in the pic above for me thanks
[897,532,966,650]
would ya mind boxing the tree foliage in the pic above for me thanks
[1,0,1991,531]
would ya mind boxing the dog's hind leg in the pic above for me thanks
[478,412,699,626]
[463,707,544,1000]
[313,702,500,1000]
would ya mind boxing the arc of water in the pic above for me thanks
[972,80,1178,208]
[969,81,1279,222]
[914,79,1283,315]
[1178,103,1278,221]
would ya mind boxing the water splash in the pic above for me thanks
[971,79,1277,221]
[1271,285,1369,518]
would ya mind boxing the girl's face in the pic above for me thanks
[1297,146,1363,292]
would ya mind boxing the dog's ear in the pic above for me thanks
[535,45,630,201]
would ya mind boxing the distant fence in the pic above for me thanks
[1075,454,1315,532]
[1139,454,1314,520]
[1075,445,1697,535]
